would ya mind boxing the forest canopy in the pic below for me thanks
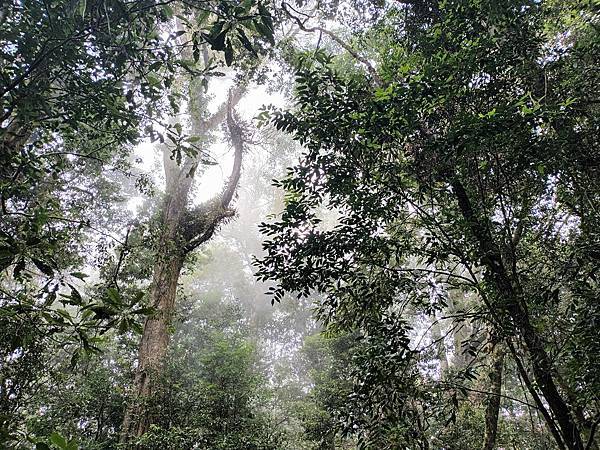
[1,0,599,449]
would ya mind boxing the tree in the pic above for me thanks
[129,296,284,449]
[1,0,275,443]
[23,296,285,449]
[120,90,247,440]
[119,5,278,439]
[256,0,600,448]
[297,333,356,450]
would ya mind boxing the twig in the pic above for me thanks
[282,2,382,86]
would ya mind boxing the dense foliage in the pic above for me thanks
[257,0,600,448]
[2,0,599,448]
[1,0,275,445]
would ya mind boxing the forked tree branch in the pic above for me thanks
[282,2,382,86]
[202,83,246,131]
[183,92,245,253]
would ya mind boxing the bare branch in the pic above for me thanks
[183,91,245,253]
[221,93,244,209]
[201,84,246,132]
[282,2,382,86]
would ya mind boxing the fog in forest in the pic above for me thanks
[1,0,599,449]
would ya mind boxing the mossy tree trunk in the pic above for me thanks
[482,334,505,450]
[120,92,246,443]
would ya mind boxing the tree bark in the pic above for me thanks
[120,93,246,445]
[120,175,190,441]
[450,178,585,450]
[506,340,567,450]
[482,335,505,450]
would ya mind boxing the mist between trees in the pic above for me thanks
[1,0,599,449]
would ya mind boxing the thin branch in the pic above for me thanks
[112,226,132,292]
[442,383,539,409]
[282,2,382,86]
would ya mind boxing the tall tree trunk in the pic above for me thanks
[120,252,184,438]
[120,173,191,441]
[120,94,246,444]
[556,373,599,450]
[520,325,584,450]
[451,179,585,450]
[482,335,505,450]
[507,340,567,450]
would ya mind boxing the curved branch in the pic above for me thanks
[282,2,382,86]
[183,93,244,253]
[201,83,246,131]
[221,93,244,208]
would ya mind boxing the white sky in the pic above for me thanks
[129,75,286,212]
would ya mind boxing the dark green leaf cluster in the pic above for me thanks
[256,0,600,446]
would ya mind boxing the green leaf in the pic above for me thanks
[89,305,113,320]
[258,2,273,31]
[146,72,161,87]
[205,22,227,51]
[106,287,120,305]
[70,349,81,369]
[237,30,257,56]
[13,257,25,278]
[43,290,57,306]
[224,39,233,66]
[255,21,274,45]
[32,258,54,277]
[49,432,68,449]
[70,272,88,281]
[537,163,546,175]
[162,4,174,19]
[118,317,131,334]
[68,284,83,303]
[196,10,210,26]
[374,85,394,101]
[78,0,86,18]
